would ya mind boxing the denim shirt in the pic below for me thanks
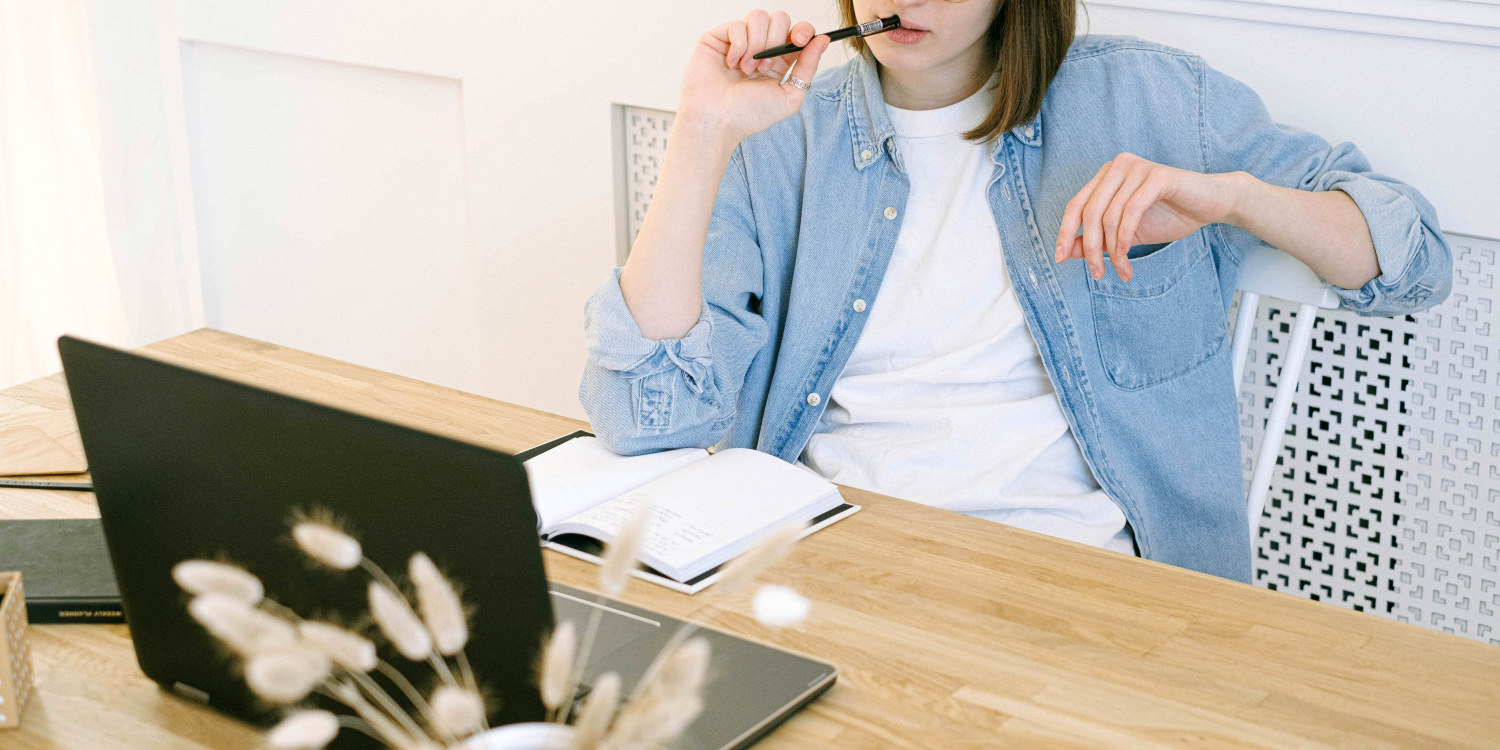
[580,36,1452,582]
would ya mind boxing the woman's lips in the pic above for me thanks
[885,25,928,44]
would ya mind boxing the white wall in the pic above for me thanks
[83,0,202,351]
[179,40,474,391]
[83,1,1497,421]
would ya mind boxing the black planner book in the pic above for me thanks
[0,518,123,623]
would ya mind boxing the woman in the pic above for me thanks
[580,0,1451,582]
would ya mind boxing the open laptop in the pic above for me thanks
[57,336,836,749]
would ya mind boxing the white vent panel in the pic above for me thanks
[615,105,676,262]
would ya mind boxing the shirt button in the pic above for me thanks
[883,207,897,220]
[1024,125,1035,138]
[860,149,873,161]
[806,392,821,406]
[852,299,867,313]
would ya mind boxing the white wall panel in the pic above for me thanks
[180,42,474,389]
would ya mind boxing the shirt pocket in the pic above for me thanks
[1089,232,1227,391]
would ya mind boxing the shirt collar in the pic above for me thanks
[1010,114,1043,148]
[847,56,1044,170]
[846,55,903,173]
[990,112,1043,165]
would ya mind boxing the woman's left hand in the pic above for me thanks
[1055,153,1243,282]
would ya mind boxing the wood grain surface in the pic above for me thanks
[1,329,1496,749]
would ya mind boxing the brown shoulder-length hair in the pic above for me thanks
[838,0,1075,142]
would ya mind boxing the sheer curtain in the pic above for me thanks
[1,0,128,389]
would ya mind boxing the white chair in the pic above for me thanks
[1231,245,1341,542]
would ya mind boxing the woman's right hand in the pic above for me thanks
[679,10,832,144]
[618,11,830,340]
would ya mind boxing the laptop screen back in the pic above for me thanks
[58,336,553,739]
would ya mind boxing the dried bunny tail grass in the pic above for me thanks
[605,689,705,750]
[408,552,468,656]
[630,693,705,750]
[292,521,363,571]
[752,584,810,628]
[245,646,331,704]
[537,619,577,717]
[298,620,377,673]
[266,709,341,749]
[188,593,298,656]
[607,637,710,748]
[329,680,420,749]
[606,688,704,750]
[571,670,620,750]
[368,581,432,661]
[653,636,711,698]
[173,560,265,603]
[715,522,804,595]
[598,497,652,596]
[428,684,486,737]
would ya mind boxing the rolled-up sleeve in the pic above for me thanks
[579,149,770,455]
[1202,62,1452,317]
[1311,166,1451,314]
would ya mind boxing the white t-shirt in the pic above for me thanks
[799,86,1134,554]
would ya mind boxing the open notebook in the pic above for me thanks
[521,432,859,593]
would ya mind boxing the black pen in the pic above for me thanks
[0,478,94,491]
[752,15,900,59]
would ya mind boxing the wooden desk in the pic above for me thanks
[2,329,1497,748]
